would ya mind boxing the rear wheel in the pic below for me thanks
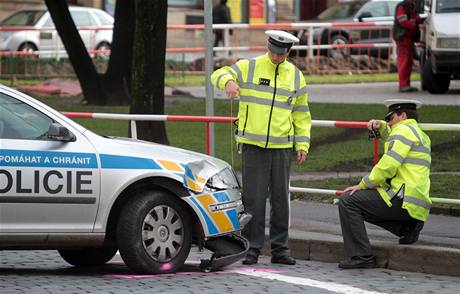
[117,190,192,274]
[58,246,117,267]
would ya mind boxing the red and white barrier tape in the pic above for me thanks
[61,112,460,131]
[0,21,393,33]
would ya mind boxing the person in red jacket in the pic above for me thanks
[393,0,423,92]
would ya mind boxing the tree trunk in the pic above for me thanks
[44,0,106,105]
[102,0,135,105]
[130,0,169,144]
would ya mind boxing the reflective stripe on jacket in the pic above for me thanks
[211,53,311,152]
[359,119,431,221]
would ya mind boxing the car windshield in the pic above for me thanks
[1,10,45,26]
[317,1,366,20]
[436,0,460,13]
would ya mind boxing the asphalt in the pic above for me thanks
[165,80,460,105]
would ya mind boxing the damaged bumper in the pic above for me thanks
[182,160,252,271]
[184,189,249,237]
[200,233,249,272]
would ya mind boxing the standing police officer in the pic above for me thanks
[393,0,423,92]
[338,99,431,269]
[211,30,311,265]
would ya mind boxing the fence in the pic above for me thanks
[61,111,460,205]
[0,21,396,78]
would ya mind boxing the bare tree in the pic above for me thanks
[45,0,169,143]
[44,0,105,104]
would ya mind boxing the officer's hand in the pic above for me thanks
[225,80,240,99]
[296,150,307,164]
[367,119,380,131]
[343,185,361,196]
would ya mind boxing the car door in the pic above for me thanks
[0,91,100,233]
[70,10,98,51]
[37,13,62,58]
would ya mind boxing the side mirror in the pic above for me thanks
[48,123,76,142]
[358,11,373,22]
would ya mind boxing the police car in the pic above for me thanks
[0,84,249,274]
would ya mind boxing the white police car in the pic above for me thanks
[0,84,249,274]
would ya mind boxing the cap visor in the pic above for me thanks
[384,111,395,122]
[268,42,288,54]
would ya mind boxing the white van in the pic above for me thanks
[420,0,460,94]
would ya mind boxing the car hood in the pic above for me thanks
[108,136,229,169]
[100,136,233,192]
[433,13,460,37]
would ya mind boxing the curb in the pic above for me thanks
[430,206,460,217]
[261,232,460,277]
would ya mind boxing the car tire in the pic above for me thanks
[117,190,192,274]
[419,51,427,90]
[422,58,450,94]
[329,34,349,59]
[58,246,118,267]
[18,43,38,58]
[95,42,111,60]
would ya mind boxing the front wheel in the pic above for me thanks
[117,190,192,274]
[329,34,350,59]
[58,246,117,267]
[95,42,111,60]
[422,59,450,94]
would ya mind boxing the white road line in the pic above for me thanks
[232,269,388,294]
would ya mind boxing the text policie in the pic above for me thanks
[0,170,93,194]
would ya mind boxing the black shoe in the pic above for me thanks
[399,221,424,245]
[242,254,258,265]
[271,255,296,265]
[338,255,376,269]
[399,86,418,93]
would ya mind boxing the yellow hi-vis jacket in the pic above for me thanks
[211,53,311,152]
[359,119,431,221]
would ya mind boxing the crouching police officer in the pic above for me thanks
[211,30,312,265]
[338,99,431,269]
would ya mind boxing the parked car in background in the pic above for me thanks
[291,0,399,58]
[0,6,113,58]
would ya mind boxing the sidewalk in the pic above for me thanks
[165,81,460,106]
[261,200,460,277]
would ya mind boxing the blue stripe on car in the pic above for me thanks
[99,154,162,169]
[190,197,218,235]
[226,209,240,230]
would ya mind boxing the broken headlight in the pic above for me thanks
[205,168,240,191]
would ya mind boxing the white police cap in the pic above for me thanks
[265,30,299,54]
[383,99,422,121]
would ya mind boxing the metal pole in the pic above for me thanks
[204,0,215,156]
